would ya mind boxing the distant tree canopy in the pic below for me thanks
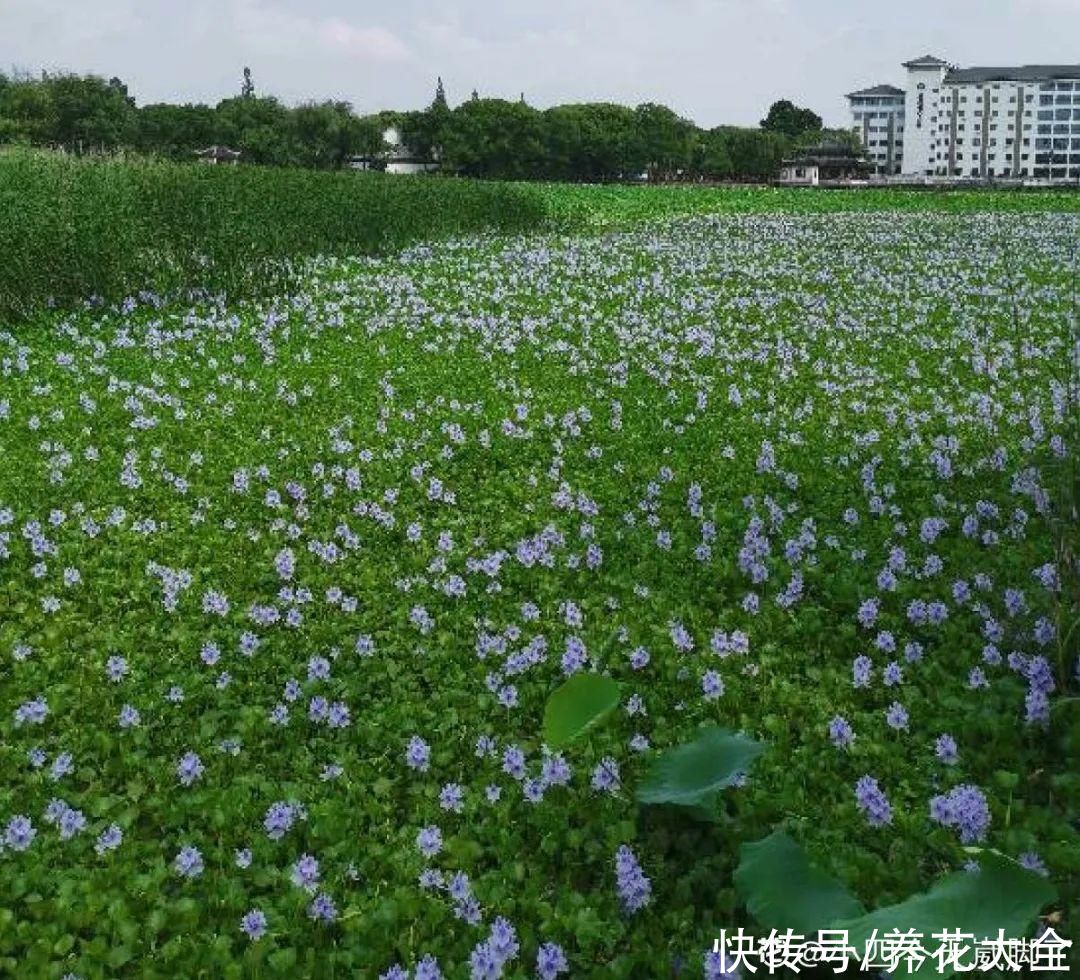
[760,99,824,138]
[0,69,837,181]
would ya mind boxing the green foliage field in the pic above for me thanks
[0,150,547,320]
[0,179,1077,977]
[5,147,1080,324]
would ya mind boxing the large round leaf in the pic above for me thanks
[542,673,620,749]
[735,831,865,934]
[635,727,764,808]
[836,850,1056,979]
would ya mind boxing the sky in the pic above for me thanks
[3,0,1079,128]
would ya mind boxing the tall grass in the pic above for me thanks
[0,149,549,319]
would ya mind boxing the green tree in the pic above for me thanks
[38,73,136,150]
[432,76,448,111]
[794,127,863,154]
[292,100,368,168]
[691,128,734,180]
[134,103,217,159]
[760,99,822,138]
[635,102,694,181]
[0,73,55,144]
[441,98,546,179]
[715,126,791,180]
[215,95,297,164]
[543,103,644,181]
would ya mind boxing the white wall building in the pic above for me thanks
[847,85,905,175]
[347,126,439,174]
[850,55,1080,182]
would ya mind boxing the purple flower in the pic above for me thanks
[405,735,431,772]
[874,631,896,653]
[536,941,569,979]
[885,702,909,731]
[13,697,48,726]
[240,909,267,940]
[94,824,123,855]
[614,844,651,913]
[701,670,724,700]
[854,775,892,827]
[439,783,465,813]
[852,655,872,688]
[591,758,621,794]
[930,785,991,843]
[502,745,526,780]
[4,815,36,851]
[828,716,854,749]
[415,955,444,980]
[307,893,337,922]
[58,807,86,840]
[935,734,958,765]
[49,752,74,781]
[174,846,204,878]
[176,751,204,786]
[669,620,695,652]
[487,916,519,964]
[416,825,443,858]
[857,598,879,628]
[1018,851,1049,876]
[291,853,320,891]
[264,801,297,840]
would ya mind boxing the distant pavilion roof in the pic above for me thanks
[195,145,241,161]
[846,84,906,99]
[782,141,872,169]
[903,54,950,69]
[944,64,1080,84]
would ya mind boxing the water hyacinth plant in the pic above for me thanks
[0,187,1077,976]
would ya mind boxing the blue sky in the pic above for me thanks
[3,0,1077,126]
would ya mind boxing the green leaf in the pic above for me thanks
[268,947,298,973]
[635,727,764,808]
[836,851,1056,979]
[734,831,864,934]
[542,673,620,749]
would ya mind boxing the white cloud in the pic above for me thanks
[229,0,410,63]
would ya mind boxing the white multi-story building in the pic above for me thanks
[846,85,905,175]
[850,55,1080,181]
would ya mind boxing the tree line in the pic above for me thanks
[0,69,857,181]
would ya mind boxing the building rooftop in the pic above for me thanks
[783,141,872,166]
[903,54,950,69]
[847,84,906,99]
[945,64,1080,84]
